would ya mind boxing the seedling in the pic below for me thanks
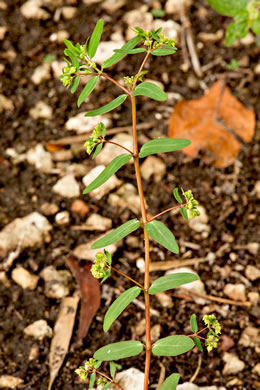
[61,20,220,390]
[206,0,260,46]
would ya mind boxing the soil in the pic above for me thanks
[0,1,260,390]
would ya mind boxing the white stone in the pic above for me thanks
[150,324,161,342]
[49,30,69,43]
[224,283,246,302]
[253,362,260,376]
[31,63,51,85]
[94,40,125,65]
[83,165,121,200]
[24,319,52,340]
[222,353,245,375]
[188,206,210,235]
[240,32,255,46]
[51,60,66,79]
[73,237,118,261]
[21,0,50,19]
[40,266,71,298]
[53,175,80,198]
[248,292,259,305]
[255,64,260,75]
[29,101,52,120]
[177,384,226,390]
[245,264,260,281]
[66,163,89,177]
[0,94,14,113]
[65,112,111,134]
[111,368,144,390]
[5,148,26,164]
[166,267,206,304]
[0,212,52,257]
[0,26,7,40]
[84,213,112,231]
[165,0,192,14]
[40,203,59,216]
[11,267,39,290]
[239,326,260,347]
[153,19,181,41]
[140,155,166,182]
[247,241,259,255]
[96,133,133,165]
[55,210,70,225]
[155,292,173,308]
[123,7,153,40]
[101,0,125,12]
[0,375,24,388]
[26,143,53,173]
[108,183,141,215]
[61,6,77,19]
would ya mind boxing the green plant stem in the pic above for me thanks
[131,95,151,390]
[148,203,186,222]
[110,266,144,289]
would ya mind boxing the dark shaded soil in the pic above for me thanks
[0,1,259,389]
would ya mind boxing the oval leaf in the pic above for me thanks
[149,273,199,295]
[181,207,189,221]
[114,48,146,54]
[103,383,111,390]
[83,153,132,194]
[64,40,80,55]
[88,19,104,59]
[92,143,102,160]
[145,221,179,254]
[152,335,194,356]
[85,94,127,117]
[139,138,191,158]
[193,336,203,352]
[94,340,143,361]
[104,287,141,331]
[64,49,79,70]
[206,0,248,17]
[190,314,198,333]
[77,76,99,107]
[159,373,180,390]
[102,36,142,68]
[173,188,182,204]
[89,372,96,389]
[133,81,167,101]
[152,48,177,56]
[91,219,140,249]
[71,76,80,94]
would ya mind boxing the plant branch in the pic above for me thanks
[132,50,151,91]
[94,369,124,390]
[148,203,185,222]
[101,72,130,95]
[102,140,133,155]
[110,266,144,289]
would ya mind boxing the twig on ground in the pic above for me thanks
[140,257,210,273]
[156,363,166,390]
[189,355,202,383]
[184,289,251,307]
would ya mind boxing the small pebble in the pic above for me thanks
[24,319,52,340]
[40,266,71,298]
[0,375,24,389]
[84,213,112,231]
[11,266,39,290]
[31,63,51,85]
[55,210,70,225]
[61,6,77,19]
[40,203,59,216]
[29,101,52,120]
[245,265,260,281]
[53,175,80,198]
[223,283,246,302]
[222,352,245,375]
[71,199,90,217]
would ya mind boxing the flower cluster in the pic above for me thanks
[183,189,200,218]
[91,250,112,282]
[203,314,221,352]
[97,377,108,385]
[75,358,98,380]
[59,62,77,87]
[134,27,176,50]
[84,122,104,155]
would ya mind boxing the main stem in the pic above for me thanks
[131,96,151,390]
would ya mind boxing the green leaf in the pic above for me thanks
[225,23,237,46]
[152,48,177,56]
[252,15,260,34]
[91,219,140,249]
[64,49,79,70]
[103,383,111,390]
[145,221,179,254]
[193,336,203,352]
[139,138,191,158]
[102,36,142,68]
[77,76,99,107]
[64,40,80,55]
[89,373,96,389]
[113,48,146,54]
[94,341,143,361]
[173,188,182,204]
[94,360,103,369]
[85,94,128,117]
[159,373,180,390]
[71,76,80,94]
[83,153,132,195]
[88,19,104,59]
[206,0,248,17]
[149,273,199,295]
[133,81,168,101]
[92,143,102,159]
[104,287,141,331]
[181,207,189,221]
[101,268,111,284]
[152,335,194,356]
[109,361,122,379]
[190,314,198,333]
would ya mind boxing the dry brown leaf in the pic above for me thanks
[48,295,79,390]
[169,80,255,167]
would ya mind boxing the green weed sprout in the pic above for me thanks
[206,0,260,46]
[61,20,220,390]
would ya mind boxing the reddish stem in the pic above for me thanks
[111,266,144,289]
